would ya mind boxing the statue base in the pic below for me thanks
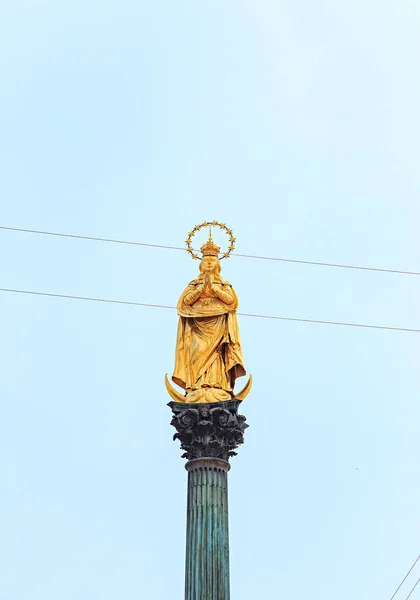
[183,387,231,403]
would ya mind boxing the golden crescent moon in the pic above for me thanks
[165,373,186,403]
[234,374,253,401]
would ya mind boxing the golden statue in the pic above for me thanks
[165,221,252,404]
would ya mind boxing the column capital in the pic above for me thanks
[169,399,248,462]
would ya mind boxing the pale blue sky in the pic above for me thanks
[1,1,419,599]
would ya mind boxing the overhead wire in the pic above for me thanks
[1,287,419,334]
[390,555,420,600]
[0,226,185,252]
[1,225,419,277]
[233,251,420,276]
[405,576,420,600]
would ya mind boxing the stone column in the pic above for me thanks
[169,399,248,600]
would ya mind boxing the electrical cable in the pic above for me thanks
[0,226,185,252]
[1,287,419,333]
[390,555,420,600]
[1,226,419,277]
[405,576,420,600]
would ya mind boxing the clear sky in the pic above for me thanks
[1,1,419,598]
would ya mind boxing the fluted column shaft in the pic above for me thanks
[169,400,248,600]
[185,458,230,600]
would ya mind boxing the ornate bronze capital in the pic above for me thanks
[168,399,248,462]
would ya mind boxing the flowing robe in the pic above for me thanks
[172,276,246,398]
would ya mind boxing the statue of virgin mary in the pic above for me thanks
[166,235,249,404]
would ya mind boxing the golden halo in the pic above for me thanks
[185,220,236,260]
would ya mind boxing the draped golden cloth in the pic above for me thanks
[172,277,246,402]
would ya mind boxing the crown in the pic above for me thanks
[200,236,220,257]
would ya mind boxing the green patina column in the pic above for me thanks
[185,458,230,600]
[169,399,248,600]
